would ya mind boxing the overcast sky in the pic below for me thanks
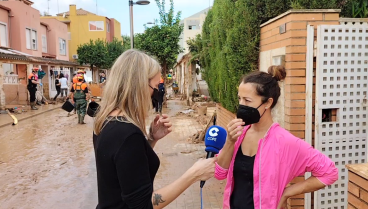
[32,0,214,36]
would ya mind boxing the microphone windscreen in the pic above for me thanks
[204,125,227,153]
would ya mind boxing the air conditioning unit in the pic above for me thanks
[72,54,78,59]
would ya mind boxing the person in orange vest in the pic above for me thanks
[68,70,86,116]
[27,67,40,110]
[70,74,90,124]
[73,69,86,84]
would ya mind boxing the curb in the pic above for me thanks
[0,105,62,128]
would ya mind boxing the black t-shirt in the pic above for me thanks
[28,75,37,89]
[55,79,60,90]
[93,117,160,209]
[230,147,255,209]
[100,76,106,84]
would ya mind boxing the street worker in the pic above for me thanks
[70,74,90,124]
[27,67,40,110]
[69,70,86,116]
[215,65,338,209]
[93,49,216,209]
[73,69,86,84]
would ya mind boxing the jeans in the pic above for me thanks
[61,88,68,97]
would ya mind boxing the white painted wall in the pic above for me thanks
[259,47,286,127]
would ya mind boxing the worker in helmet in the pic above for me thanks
[69,70,86,116]
[27,67,40,110]
[73,69,86,84]
[70,74,90,124]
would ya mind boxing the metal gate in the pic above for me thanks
[315,25,368,208]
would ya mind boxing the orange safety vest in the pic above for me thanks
[28,73,38,80]
[73,82,88,91]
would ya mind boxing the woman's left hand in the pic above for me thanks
[150,114,172,141]
[276,196,287,209]
[277,187,292,209]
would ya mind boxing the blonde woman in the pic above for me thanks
[93,50,216,209]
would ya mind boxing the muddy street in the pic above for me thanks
[0,99,225,209]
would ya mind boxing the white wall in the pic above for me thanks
[259,47,286,127]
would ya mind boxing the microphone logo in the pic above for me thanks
[209,127,219,137]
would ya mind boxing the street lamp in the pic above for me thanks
[129,0,150,49]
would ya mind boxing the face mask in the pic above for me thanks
[150,85,160,108]
[236,103,266,126]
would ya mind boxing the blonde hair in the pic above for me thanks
[94,49,161,136]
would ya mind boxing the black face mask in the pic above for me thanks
[150,85,160,108]
[236,102,266,126]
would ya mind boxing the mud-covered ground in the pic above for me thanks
[0,100,225,209]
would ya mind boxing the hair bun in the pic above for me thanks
[267,65,286,82]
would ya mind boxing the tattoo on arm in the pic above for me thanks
[152,193,165,206]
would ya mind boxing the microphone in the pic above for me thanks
[200,125,227,188]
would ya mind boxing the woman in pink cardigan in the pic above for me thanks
[215,66,338,209]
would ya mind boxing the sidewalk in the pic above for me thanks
[0,103,62,128]
[152,99,225,209]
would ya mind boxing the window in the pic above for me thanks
[89,21,104,31]
[42,35,47,53]
[0,23,7,47]
[188,25,197,30]
[59,38,66,55]
[26,28,37,50]
[107,21,110,33]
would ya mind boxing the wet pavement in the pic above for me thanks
[0,98,225,209]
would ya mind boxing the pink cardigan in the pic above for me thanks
[215,123,338,209]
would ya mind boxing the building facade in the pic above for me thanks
[41,5,123,61]
[0,0,81,109]
[178,7,210,59]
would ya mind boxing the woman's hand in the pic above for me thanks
[150,114,172,141]
[227,119,245,143]
[277,187,292,209]
[188,158,217,181]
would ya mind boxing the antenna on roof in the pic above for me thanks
[96,0,98,15]
[57,0,59,13]
[47,0,50,15]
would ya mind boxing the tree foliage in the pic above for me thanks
[135,0,183,78]
[191,0,358,112]
[77,38,124,70]
[122,35,131,51]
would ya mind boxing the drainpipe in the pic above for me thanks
[8,11,13,48]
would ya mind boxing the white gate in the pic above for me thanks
[48,67,71,98]
[315,25,368,208]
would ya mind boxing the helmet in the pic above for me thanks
[77,74,84,80]
[32,67,39,72]
[160,78,164,83]
[77,69,85,74]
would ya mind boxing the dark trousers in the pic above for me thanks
[155,101,163,113]
[54,88,61,100]
[28,87,37,103]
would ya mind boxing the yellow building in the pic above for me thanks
[41,5,123,61]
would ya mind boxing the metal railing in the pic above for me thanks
[3,75,19,84]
